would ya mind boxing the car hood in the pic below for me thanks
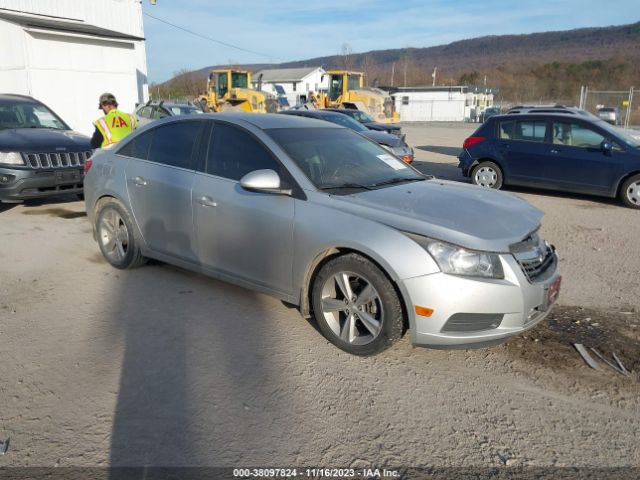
[323,179,542,252]
[364,122,401,132]
[0,128,91,152]
[359,129,403,147]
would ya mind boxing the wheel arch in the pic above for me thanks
[298,246,409,333]
[615,170,640,198]
[470,157,504,173]
[91,193,143,247]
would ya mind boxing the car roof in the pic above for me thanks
[490,112,603,122]
[138,101,197,108]
[155,112,343,130]
[0,93,40,103]
[280,109,347,120]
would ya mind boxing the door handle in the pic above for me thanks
[133,176,148,186]
[197,195,218,207]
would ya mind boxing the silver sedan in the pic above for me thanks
[83,113,561,355]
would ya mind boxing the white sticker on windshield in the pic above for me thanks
[377,154,407,170]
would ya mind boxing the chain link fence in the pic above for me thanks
[579,86,637,127]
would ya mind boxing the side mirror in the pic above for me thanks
[601,140,613,153]
[240,169,291,195]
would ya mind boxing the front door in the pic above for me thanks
[193,121,295,296]
[543,120,625,193]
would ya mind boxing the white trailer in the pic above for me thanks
[0,0,148,135]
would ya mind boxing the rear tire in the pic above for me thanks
[95,198,147,269]
[311,253,404,356]
[619,174,640,209]
[471,161,503,189]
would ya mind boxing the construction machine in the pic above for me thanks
[199,69,277,113]
[308,70,399,123]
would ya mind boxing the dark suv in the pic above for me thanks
[458,113,640,209]
[0,94,92,203]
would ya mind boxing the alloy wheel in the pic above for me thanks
[320,271,384,346]
[99,208,129,262]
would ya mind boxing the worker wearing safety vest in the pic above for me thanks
[90,93,137,149]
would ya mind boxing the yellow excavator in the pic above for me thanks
[308,70,399,123]
[199,69,277,113]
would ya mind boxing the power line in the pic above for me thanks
[143,11,281,62]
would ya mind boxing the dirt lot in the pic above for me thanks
[0,123,639,474]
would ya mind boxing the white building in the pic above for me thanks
[391,86,495,122]
[0,0,148,135]
[252,67,327,107]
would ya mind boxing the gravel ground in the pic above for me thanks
[0,123,638,474]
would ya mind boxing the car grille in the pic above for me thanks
[510,231,557,283]
[22,151,91,169]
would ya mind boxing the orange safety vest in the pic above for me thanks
[94,109,137,148]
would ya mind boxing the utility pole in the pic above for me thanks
[391,62,395,87]
[403,59,407,87]
[431,67,437,87]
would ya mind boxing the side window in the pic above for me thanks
[147,121,203,169]
[552,122,605,148]
[499,121,515,139]
[151,107,169,119]
[138,106,152,118]
[514,121,547,142]
[117,129,154,159]
[206,123,280,181]
[402,96,409,105]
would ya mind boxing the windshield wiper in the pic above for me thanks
[319,182,373,191]
[369,177,425,187]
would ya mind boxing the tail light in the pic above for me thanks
[84,158,92,174]
[402,155,413,164]
[463,136,485,149]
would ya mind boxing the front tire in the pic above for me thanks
[95,199,147,269]
[311,253,405,356]
[619,174,640,209]
[471,161,503,189]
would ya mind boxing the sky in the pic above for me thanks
[141,0,639,83]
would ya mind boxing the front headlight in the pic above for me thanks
[0,152,24,166]
[405,233,504,279]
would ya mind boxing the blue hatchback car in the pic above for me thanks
[458,113,640,209]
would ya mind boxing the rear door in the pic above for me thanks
[192,121,295,295]
[124,120,205,262]
[498,118,552,185]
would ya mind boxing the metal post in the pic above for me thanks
[579,86,584,110]
[583,86,589,111]
[624,87,633,128]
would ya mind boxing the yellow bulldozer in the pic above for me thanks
[198,69,278,113]
[308,70,399,123]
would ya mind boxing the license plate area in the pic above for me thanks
[55,169,82,185]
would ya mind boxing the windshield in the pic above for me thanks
[0,100,68,131]
[231,72,248,89]
[320,113,368,132]
[344,110,374,123]
[596,120,640,147]
[267,127,422,190]
[169,106,203,116]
